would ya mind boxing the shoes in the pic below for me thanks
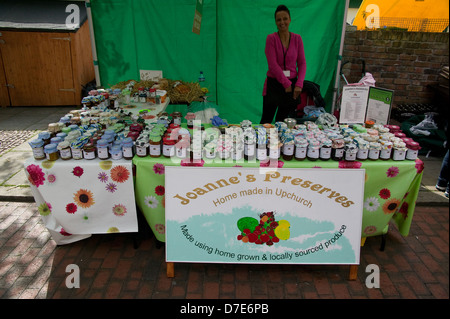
[435,184,446,192]
[445,190,449,199]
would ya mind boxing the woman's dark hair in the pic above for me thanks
[275,5,290,18]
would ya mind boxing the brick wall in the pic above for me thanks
[342,30,449,106]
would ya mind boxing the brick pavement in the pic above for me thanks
[0,201,448,300]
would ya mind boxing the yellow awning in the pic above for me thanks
[353,0,449,32]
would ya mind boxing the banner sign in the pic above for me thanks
[166,167,365,265]
[192,0,203,35]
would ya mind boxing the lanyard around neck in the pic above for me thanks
[278,32,291,70]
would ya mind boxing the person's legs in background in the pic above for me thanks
[436,149,449,198]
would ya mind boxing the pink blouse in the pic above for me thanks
[263,32,306,96]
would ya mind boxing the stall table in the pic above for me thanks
[25,157,138,245]
[133,155,424,244]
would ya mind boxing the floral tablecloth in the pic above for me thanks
[133,156,424,243]
[25,158,138,245]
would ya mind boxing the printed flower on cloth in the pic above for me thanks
[24,158,138,242]
[26,164,45,187]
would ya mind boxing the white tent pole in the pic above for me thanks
[85,0,101,87]
[331,0,350,114]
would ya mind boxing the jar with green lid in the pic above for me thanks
[149,133,162,158]
[83,143,96,160]
[57,141,72,160]
[44,143,59,161]
[29,139,46,160]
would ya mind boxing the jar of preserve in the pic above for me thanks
[203,142,217,160]
[135,140,149,157]
[243,129,256,161]
[38,131,51,146]
[29,139,46,160]
[97,139,110,160]
[176,136,189,159]
[44,143,59,161]
[379,141,393,160]
[365,120,375,128]
[282,134,295,161]
[331,138,345,161]
[307,139,320,161]
[148,134,161,158]
[405,140,421,160]
[185,113,196,129]
[368,142,381,160]
[344,143,358,161]
[256,143,267,161]
[319,139,332,161]
[294,137,308,161]
[109,145,123,160]
[57,141,72,160]
[268,140,282,160]
[162,136,176,158]
[71,143,83,160]
[171,112,182,125]
[83,143,96,160]
[356,139,369,161]
[122,137,134,160]
[50,136,62,145]
[48,123,60,136]
[392,141,407,161]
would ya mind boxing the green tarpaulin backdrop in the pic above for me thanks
[90,0,347,124]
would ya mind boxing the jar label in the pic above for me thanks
[257,148,267,160]
[204,150,216,159]
[393,149,406,161]
[150,144,161,156]
[269,148,280,159]
[369,149,380,160]
[123,146,133,158]
[283,144,294,156]
[72,148,83,159]
[334,148,344,157]
[32,148,45,159]
[295,147,307,158]
[136,146,147,156]
[320,147,331,159]
[60,148,72,159]
[176,147,187,158]
[357,148,368,159]
[174,118,181,125]
[83,150,96,159]
[245,144,255,156]
[307,148,319,159]
[193,150,202,160]
[163,144,175,157]
[345,151,357,161]
[111,152,122,160]
[98,147,109,159]
[406,149,418,160]
[380,149,391,159]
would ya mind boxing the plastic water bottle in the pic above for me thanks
[198,71,205,83]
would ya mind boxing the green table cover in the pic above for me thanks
[133,154,424,243]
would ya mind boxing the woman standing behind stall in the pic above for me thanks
[261,5,306,123]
